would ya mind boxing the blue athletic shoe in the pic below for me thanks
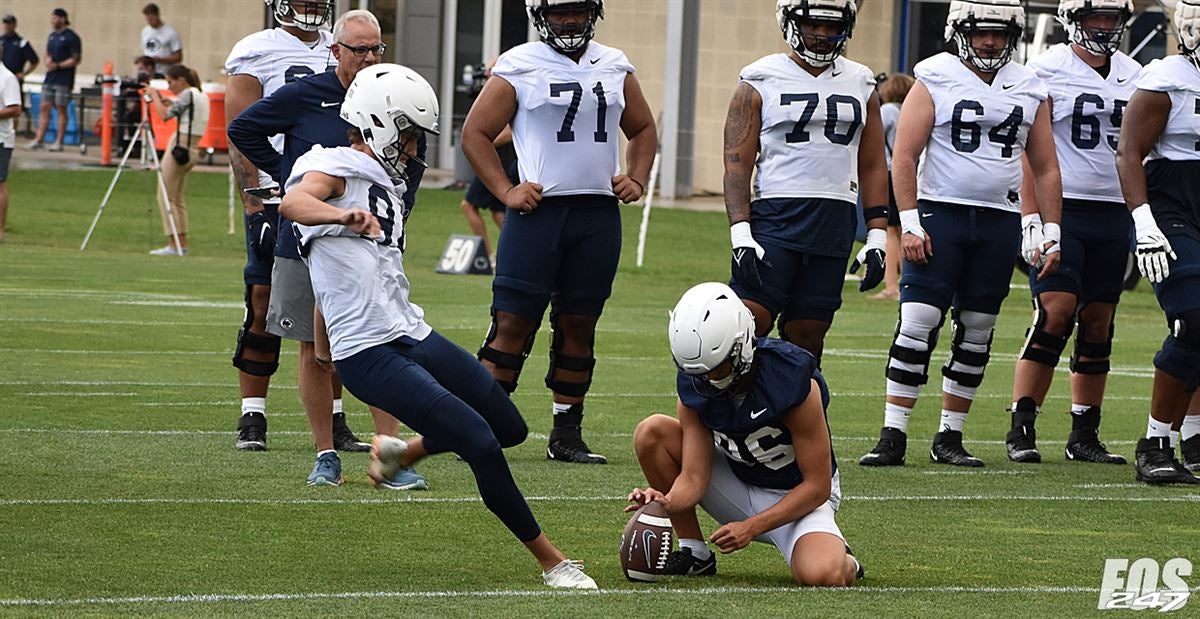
[369,436,429,490]
[306,451,343,487]
[379,466,429,490]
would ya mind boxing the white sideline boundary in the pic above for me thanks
[0,585,1108,608]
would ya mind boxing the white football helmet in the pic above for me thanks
[1176,0,1200,68]
[265,0,334,32]
[1056,0,1133,56]
[526,0,604,54]
[668,283,756,391]
[945,0,1025,72]
[340,64,440,181]
[776,0,857,68]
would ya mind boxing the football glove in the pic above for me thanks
[247,211,276,261]
[1020,213,1045,268]
[730,221,767,291]
[850,228,887,292]
[1132,204,1177,284]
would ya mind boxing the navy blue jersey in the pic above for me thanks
[1146,159,1200,240]
[0,33,38,78]
[677,338,836,491]
[750,197,857,258]
[227,69,426,259]
[44,28,80,87]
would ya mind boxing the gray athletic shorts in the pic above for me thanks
[266,256,316,341]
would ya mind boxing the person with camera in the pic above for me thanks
[145,64,208,256]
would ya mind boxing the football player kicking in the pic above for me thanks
[1004,0,1140,465]
[860,0,1062,468]
[279,64,597,588]
[1115,0,1200,485]
[626,283,862,587]
[461,0,656,465]
[724,0,889,364]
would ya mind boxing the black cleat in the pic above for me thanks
[235,413,267,451]
[1065,427,1126,465]
[859,427,907,466]
[1006,425,1041,463]
[547,437,607,464]
[661,548,717,577]
[1134,437,1200,485]
[1182,436,1200,473]
[332,413,371,452]
[846,545,865,580]
[930,430,983,467]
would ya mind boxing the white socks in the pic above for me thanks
[1070,403,1091,415]
[553,402,572,416]
[332,398,343,415]
[241,397,266,416]
[939,410,967,433]
[1146,415,1173,439]
[1181,415,1200,441]
[884,402,912,433]
[679,538,712,561]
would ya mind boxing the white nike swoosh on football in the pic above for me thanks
[320,101,339,107]
[750,408,767,419]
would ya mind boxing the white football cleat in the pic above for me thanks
[543,559,598,590]
[368,435,408,488]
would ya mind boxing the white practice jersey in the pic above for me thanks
[917,53,1048,212]
[287,146,431,361]
[1137,55,1200,163]
[743,54,876,203]
[493,41,633,198]
[225,28,336,192]
[1029,44,1140,203]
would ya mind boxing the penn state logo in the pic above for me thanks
[146,38,162,53]
[280,318,295,330]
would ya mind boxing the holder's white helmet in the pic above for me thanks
[668,283,756,391]
[340,64,440,181]
[776,0,858,68]
[265,0,334,32]
[1176,0,1200,68]
[526,0,604,54]
[945,0,1025,72]
[1056,0,1133,56]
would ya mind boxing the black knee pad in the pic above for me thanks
[545,310,597,398]
[885,311,944,387]
[232,286,280,376]
[1018,296,1072,367]
[941,309,994,389]
[1070,310,1114,375]
[1154,310,1200,382]
[477,306,538,393]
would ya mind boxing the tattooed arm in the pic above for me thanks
[226,74,266,215]
[723,82,762,225]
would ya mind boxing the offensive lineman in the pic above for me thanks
[627,282,862,586]
[724,0,889,364]
[1115,0,1200,485]
[461,0,656,464]
[859,0,1063,467]
[281,64,597,588]
[226,0,367,451]
[1004,0,1140,465]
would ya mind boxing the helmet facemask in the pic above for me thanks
[271,0,335,32]
[953,20,1022,72]
[1176,0,1200,70]
[780,6,855,68]
[1062,7,1131,56]
[530,1,603,54]
[364,118,428,182]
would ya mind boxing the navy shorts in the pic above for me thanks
[242,204,277,287]
[1029,199,1132,305]
[492,194,621,318]
[1152,232,1200,316]
[729,242,847,324]
[0,146,11,182]
[465,176,505,213]
[900,200,1021,314]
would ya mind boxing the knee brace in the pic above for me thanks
[941,309,997,400]
[232,286,280,377]
[886,302,945,399]
[545,310,597,398]
[1070,310,1114,375]
[1154,309,1200,383]
[477,306,538,394]
[1018,296,1072,367]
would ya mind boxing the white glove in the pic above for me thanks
[898,209,925,240]
[730,221,765,260]
[1131,204,1177,284]
[1020,213,1045,268]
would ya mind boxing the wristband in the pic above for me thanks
[863,205,888,222]
[898,209,924,238]
[1042,222,1061,244]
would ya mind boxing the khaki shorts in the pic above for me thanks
[266,256,316,341]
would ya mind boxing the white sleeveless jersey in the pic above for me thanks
[493,41,633,198]
[225,28,336,192]
[1136,55,1200,163]
[286,146,431,361]
[1029,44,1140,203]
[917,53,1048,212]
[742,54,876,203]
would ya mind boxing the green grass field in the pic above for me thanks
[0,168,1197,617]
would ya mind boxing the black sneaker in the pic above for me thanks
[547,437,607,464]
[235,413,267,451]
[1135,437,1200,485]
[332,414,371,453]
[1065,427,1126,465]
[930,430,983,467]
[859,427,907,466]
[1006,425,1041,463]
[1182,436,1200,473]
[846,545,865,580]
[661,548,717,576]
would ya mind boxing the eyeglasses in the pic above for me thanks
[337,41,387,57]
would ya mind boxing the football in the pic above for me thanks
[618,500,674,582]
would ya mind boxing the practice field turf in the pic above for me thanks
[0,168,1196,617]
